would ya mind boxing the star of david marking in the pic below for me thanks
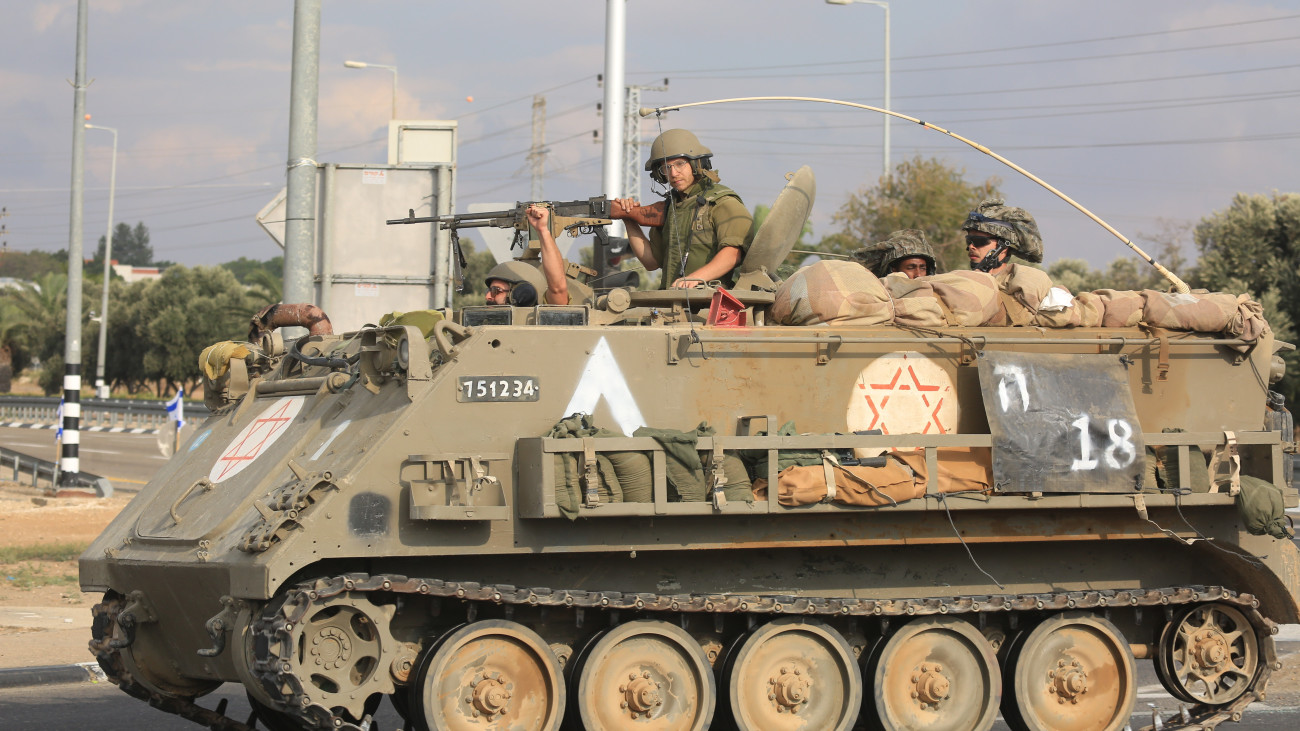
[857,362,949,434]
[213,399,298,481]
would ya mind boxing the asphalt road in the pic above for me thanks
[0,425,168,492]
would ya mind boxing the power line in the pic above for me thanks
[655,34,1300,82]
[901,63,1300,101]
[452,75,595,121]
[632,12,1300,77]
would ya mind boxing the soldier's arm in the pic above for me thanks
[525,205,570,305]
[675,246,743,288]
[614,198,660,272]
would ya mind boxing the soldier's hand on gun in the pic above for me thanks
[525,204,549,228]
[612,198,640,219]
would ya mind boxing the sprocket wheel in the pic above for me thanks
[263,591,400,722]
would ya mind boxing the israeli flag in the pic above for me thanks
[55,399,64,441]
[166,388,185,430]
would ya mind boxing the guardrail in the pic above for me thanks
[0,445,113,497]
[0,395,210,433]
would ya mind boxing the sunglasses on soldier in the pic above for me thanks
[965,234,1001,248]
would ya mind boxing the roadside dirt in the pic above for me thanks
[0,480,130,668]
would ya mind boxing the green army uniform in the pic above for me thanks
[647,181,752,288]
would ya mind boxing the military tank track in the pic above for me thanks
[90,594,259,731]
[87,573,1283,731]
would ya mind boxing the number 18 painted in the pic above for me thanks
[1070,414,1136,471]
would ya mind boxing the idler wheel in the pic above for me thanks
[864,616,1000,731]
[1002,611,1135,731]
[1155,603,1259,706]
[414,620,564,731]
[723,617,861,731]
[572,619,714,730]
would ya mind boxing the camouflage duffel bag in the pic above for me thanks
[885,270,1000,328]
[772,260,894,327]
[1089,289,1145,327]
[1142,290,1267,341]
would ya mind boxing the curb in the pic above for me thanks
[0,662,106,689]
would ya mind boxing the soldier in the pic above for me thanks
[615,129,753,289]
[483,260,546,307]
[524,204,574,305]
[483,204,578,306]
[852,229,939,280]
[962,197,1043,277]
[962,197,1072,325]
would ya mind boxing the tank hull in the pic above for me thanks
[81,318,1300,731]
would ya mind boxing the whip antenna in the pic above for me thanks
[642,97,1190,293]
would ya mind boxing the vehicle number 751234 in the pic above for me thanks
[456,376,540,402]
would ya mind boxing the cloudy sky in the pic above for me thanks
[2,0,1297,274]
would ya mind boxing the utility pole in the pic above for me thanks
[59,0,89,486]
[282,0,321,309]
[601,0,626,209]
[527,95,546,201]
[623,80,668,204]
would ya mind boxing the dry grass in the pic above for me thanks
[0,542,87,591]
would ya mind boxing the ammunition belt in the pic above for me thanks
[96,576,1282,731]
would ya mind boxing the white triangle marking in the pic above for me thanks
[563,337,646,436]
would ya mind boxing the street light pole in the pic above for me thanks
[826,0,891,178]
[84,121,117,400]
[344,60,398,120]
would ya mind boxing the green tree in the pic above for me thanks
[820,156,1001,271]
[88,278,153,395]
[3,273,69,393]
[1189,192,1300,404]
[135,265,251,396]
[92,221,154,269]
[222,256,283,286]
[1047,220,1193,294]
[0,300,25,392]
[0,272,95,395]
[0,250,65,281]
[243,268,282,311]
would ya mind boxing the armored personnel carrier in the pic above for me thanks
[82,161,1298,731]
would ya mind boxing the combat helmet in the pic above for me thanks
[852,229,939,278]
[645,129,714,184]
[962,197,1043,271]
[484,260,547,306]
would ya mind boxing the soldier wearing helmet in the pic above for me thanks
[483,204,586,306]
[483,259,547,307]
[614,129,752,289]
[961,197,1043,276]
[962,197,1072,325]
[853,229,939,280]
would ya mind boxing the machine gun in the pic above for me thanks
[387,197,613,291]
[387,196,616,253]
